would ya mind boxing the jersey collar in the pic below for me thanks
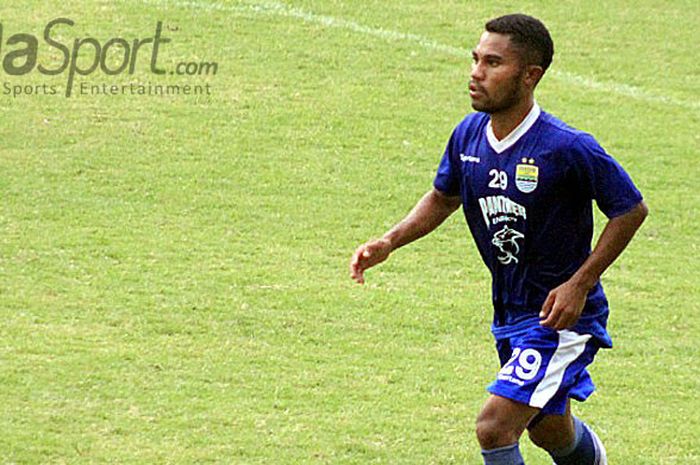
[486,102,542,154]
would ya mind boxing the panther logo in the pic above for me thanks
[491,225,524,265]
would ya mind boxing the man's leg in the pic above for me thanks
[527,400,607,465]
[476,394,539,465]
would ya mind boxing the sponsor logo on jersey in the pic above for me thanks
[491,225,524,265]
[515,163,538,193]
[459,153,481,163]
[478,195,527,227]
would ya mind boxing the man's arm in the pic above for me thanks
[349,188,461,284]
[539,201,649,330]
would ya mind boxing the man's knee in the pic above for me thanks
[527,414,575,451]
[476,395,538,450]
[475,412,520,449]
[475,396,536,449]
[527,427,556,450]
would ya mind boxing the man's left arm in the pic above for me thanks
[539,201,649,330]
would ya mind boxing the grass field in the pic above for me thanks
[0,0,698,463]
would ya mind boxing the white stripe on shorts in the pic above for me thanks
[530,330,592,408]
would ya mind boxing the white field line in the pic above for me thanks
[142,0,699,111]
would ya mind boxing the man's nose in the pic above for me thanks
[471,62,485,81]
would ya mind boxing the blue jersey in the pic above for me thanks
[433,104,643,347]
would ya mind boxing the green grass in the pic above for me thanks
[0,0,698,463]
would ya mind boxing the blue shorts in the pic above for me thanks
[487,326,600,415]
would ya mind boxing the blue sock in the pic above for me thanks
[482,443,525,465]
[549,417,597,465]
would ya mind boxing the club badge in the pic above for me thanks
[515,158,538,193]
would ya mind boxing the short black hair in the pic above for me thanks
[485,14,554,72]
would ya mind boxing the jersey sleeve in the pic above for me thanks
[433,130,461,196]
[571,133,643,218]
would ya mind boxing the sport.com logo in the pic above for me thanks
[0,18,218,97]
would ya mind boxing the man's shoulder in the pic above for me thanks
[537,111,584,140]
[536,111,603,152]
[453,111,490,134]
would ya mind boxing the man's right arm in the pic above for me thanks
[349,188,461,284]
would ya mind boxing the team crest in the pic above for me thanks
[515,163,539,193]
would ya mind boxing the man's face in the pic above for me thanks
[469,31,527,114]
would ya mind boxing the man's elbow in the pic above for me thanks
[432,187,461,211]
[633,200,649,227]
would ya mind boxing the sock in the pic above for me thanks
[548,417,598,465]
[481,443,525,465]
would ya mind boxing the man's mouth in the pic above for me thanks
[469,82,485,98]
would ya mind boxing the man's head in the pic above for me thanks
[469,14,554,114]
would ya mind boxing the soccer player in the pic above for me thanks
[349,13,648,465]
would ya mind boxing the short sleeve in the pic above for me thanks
[571,133,643,218]
[433,131,461,196]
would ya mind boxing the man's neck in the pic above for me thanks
[490,96,535,141]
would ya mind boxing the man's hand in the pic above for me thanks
[539,201,648,331]
[348,189,460,285]
[539,280,589,330]
[349,238,393,284]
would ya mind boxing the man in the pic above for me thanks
[349,13,648,465]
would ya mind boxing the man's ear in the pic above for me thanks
[524,65,545,89]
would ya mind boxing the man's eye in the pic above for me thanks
[488,60,500,67]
